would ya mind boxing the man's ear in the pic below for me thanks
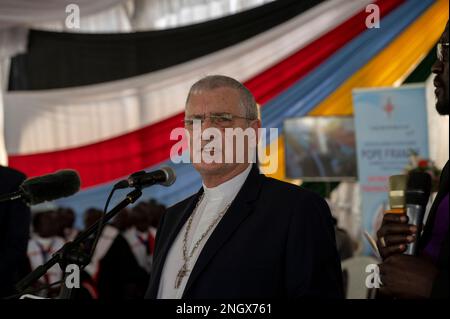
[252,119,262,144]
[251,119,261,130]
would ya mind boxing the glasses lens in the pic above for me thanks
[437,43,449,62]
[183,119,194,127]
[437,43,443,61]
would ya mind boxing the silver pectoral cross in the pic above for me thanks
[175,263,189,289]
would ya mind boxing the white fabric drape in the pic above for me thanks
[0,59,8,165]
[0,27,28,60]
[0,0,127,28]
[28,0,275,34]
[131,0,274,31]
[33,0,275,33]
[4,0,369,155]
[0,0,128,57]
[32,3,133,33]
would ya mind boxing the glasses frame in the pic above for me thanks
[437,42,449,62]
[183,113,257,128]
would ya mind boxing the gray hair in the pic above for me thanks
[186,75,259,120]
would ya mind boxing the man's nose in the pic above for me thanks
[431,59,443,74]
[201,117,214,129]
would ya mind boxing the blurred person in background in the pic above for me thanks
[332,216,354,261]
[26,205,65,298]
[77,208,128,299]
[123,202,154,274]
[90,205,149,299]
[57,207,79,242]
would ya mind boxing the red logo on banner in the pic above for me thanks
[383,97,394,118]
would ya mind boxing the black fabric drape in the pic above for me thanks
[8,0,324,91]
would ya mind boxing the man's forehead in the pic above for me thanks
[188,87,239,101]
[186,88,241,113]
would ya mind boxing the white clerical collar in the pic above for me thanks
[202,164,252,201]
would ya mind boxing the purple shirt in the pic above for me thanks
[423,194,449,263]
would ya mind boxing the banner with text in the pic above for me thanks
[353,84,429,255]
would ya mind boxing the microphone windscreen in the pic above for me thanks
[20,170,81,205]
[388,175,407,209]
[160,166,176,187]
[406,171,431,206]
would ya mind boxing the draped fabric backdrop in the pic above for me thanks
[0,0,128,58]
[0,0,275,164]
[9,0,322,90]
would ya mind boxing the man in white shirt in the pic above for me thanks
[146,75,343,299]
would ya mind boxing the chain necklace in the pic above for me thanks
[175,193,231,289]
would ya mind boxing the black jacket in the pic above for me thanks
[419,160,449,298]
[0,166,31,297]
[145,165,343,299]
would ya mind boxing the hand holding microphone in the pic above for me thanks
[404,172,432,255]
[376,172,431,259]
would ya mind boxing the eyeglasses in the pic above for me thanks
[183,113,256,128]
[437,42,449,62]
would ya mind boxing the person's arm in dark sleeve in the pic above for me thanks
[285,191,344,298]
[0,174,31,297]
[431,234,449,299]
[431,269,449,298]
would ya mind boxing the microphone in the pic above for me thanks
[114,167,176,189]
[388,175,407,211]
[404,171,432,255]
[0,169,81,205]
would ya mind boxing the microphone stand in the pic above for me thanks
[15,188,142,299]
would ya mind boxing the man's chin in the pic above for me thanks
[436,96,449,115]
[193,162,229,175]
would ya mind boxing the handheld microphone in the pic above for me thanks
[114,167,176,189]
[404,171,432,255]
[0,169,81,205]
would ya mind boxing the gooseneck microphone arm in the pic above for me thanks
[14,188,143,296]
[11,167,176,299]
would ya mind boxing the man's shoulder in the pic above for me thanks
[260,174,325,204]
[0,166,27,182]
[163,175,328,218]
[0,166,27,191]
